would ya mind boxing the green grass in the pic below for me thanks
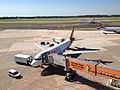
[0,18,80,26]
[0,17,120,26]
[95,17,120,20]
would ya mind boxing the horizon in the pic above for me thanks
[1,0,120,17]
[0,14,120,18]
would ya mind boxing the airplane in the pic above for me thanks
[80,18,99,25]
[31,28,99,67]
[52,37,65,44]
[14,29,120,83]
[97,22,120,34]
[52,36,82,44]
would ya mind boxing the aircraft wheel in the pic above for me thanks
[65,72,74,82]
[65,75,73,82]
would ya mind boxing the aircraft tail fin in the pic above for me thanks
[70,27,75,42]
[97,22,105,30]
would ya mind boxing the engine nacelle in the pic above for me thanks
[53,37,65,44]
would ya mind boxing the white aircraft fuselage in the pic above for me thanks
[31,38,72,66]
[97,23,120,34]
[103,27,120,31]
[34,38,71,59]
[30,29,98,67]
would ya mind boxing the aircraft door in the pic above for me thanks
[42,53,54,64]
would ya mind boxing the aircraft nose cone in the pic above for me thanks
[31,60,42,67]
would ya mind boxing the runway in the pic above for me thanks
[0,19,120,30]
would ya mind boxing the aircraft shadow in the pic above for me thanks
[72,75,113,90]
[41,65,113,90]
[68,47,100,51]
[41,65,66,76]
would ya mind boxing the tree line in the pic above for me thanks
[0,15,120,19]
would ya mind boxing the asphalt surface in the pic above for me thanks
[1,24,120,30]
[0,20,120,30]
[0,29,120,90]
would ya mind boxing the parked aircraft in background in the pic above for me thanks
[97,23,120,34]
[80,18,99,25]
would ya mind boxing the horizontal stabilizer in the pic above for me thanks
[63,50,99,56]
[34,42,47,50]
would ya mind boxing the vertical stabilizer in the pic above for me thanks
[70,27,75,42]
[97,22,105,30]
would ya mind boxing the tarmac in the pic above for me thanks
[0,29,120,90]
[0,21,120,30]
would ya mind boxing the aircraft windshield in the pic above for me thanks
[34,57,42,60]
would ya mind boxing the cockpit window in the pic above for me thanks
[34,57,42,60]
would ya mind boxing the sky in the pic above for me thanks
[0,0,120,17]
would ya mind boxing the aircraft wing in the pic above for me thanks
[63,50,98,56]
[34,42,50,50]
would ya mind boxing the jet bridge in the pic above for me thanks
[50,53,120,81]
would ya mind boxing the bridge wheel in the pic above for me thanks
[65,73,73,82]
[65,69,76,82]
